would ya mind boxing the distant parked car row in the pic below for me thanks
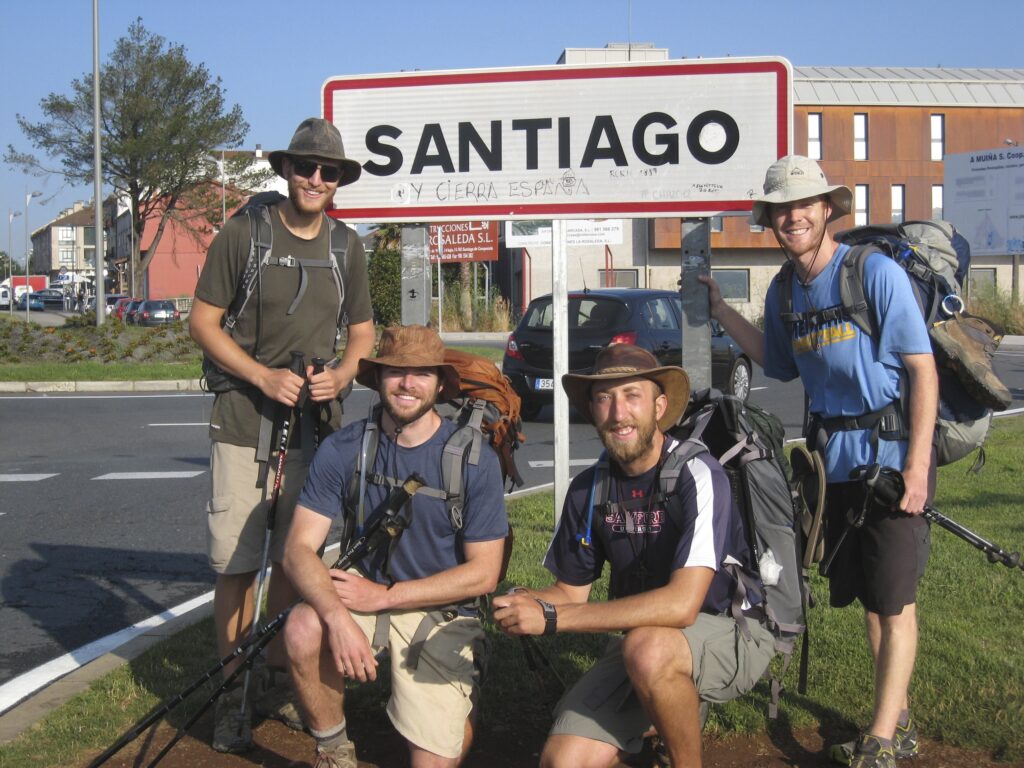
[110,297,180,326]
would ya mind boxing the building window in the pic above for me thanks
[59,248,75,265]
[710,216,723,232]
[598,269,638,288]
[932,185,944,219]
[853,113,868,161]
[749,223,765,233]
[930,114,945,161]
[710,269,750,301]
[969,268,996,295]
[58,226,75,243]
[855,185,870,226]
[891,185,905,224]
[807,113,823,160]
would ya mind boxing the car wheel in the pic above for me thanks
[519,396,543,422]
[728,357,751,401]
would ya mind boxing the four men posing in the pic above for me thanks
[194,114,936,768]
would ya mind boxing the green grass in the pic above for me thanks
[2,419,1022,766]
[0,361,201,382]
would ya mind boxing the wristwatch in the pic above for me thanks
[535,599,557,635]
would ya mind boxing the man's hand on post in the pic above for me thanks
[492,592,547,637]
[255,366,305,407]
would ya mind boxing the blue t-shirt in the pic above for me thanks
[298,417,509,584]
[543,442,757,616]
[763,244,932,481]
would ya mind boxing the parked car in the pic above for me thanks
[111,297,135,321]
[15,293,45,312]
[104,293,128,316]
[0,286,11,310]
[31,287,67,310]
[502,288,752,421]
[123,299,144,324]
[135,299,181,327]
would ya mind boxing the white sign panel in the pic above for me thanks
[945,147,1024,255]
[323,58,792,222]
[505,219,624,247]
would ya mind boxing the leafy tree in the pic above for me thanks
[5,19,271,291]
[368,224,402,326]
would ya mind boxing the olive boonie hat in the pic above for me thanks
[355,325,460,400]
[268,117,362,187]
[561,344,690,431]
[750,155,852,227]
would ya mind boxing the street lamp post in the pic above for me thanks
[25,190,42,324]
[8,210,21,316]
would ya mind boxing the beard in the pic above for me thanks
[382,386,438,428]
[597,411,659,467]
[287,174,332,216]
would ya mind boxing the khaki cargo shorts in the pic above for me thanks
[549,613,775,754]
[206,441,309,574]
[348,604,487,759]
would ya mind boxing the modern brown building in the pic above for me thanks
[648,66,1024,319]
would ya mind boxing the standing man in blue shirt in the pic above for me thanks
[700,156,938,768]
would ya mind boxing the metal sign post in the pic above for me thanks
[400,225,430,326]
[551,219,570,523]
[680,218,712,392]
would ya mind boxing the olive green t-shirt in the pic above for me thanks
[195,205,372,447]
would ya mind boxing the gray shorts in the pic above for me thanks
[549,614,775,754]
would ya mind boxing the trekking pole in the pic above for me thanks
[237,351,307,716]
[88,473,426,768]
[854,463,1023,572]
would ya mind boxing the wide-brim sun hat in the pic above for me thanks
[561,344,690,432]
[268,117,362,188]
[356,325,461,401]
[750,155,852,227]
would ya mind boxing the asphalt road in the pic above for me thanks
[1,349,1021,694]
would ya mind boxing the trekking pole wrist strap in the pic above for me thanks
[535,599,557,635]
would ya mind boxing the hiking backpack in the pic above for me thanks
[582,389,809,717]
[776,219,1010,469]
[348,348,526,539]
[200,190,351,393]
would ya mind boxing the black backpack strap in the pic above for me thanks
[838,244,877,338]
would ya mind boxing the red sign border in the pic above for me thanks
[323,59,791,221]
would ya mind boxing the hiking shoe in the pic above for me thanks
[311,740,358,768]
[254,663,305,731]
[829,734,897,768]
[211,683,252,753]
[931,315,1012,411]
[830,718,920,765]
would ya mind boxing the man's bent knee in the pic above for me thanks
[622,625,692,685]
[284,603,324,662]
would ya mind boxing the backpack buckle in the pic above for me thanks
[279,255,297,268]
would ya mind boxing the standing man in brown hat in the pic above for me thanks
[493,344,774,768]
[699,155,938,768]
[282,325,509,768]
[190,117,375,752]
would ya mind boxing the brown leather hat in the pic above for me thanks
[356,325,460,400]
[561,344,690,431]
[268,117,362,187]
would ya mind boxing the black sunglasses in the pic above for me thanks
[290,158,343,184]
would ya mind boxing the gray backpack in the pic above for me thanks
[776,220,1010,470]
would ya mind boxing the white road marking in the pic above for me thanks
[528,459,597,468]
[94,471,205,480]
[0,474,58,482]
[147,423,208,427]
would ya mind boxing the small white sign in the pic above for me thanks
[944,147,1024,255]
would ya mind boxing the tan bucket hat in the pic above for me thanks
[751,155,852,227]
[355,325,461,400]
[268,117,362,187]
[561,344,690,431]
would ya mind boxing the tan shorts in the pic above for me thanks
[206,441,309,575]
[348,604,487,759]
[550,614,775,754]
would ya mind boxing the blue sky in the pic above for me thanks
[2,0,1020,264]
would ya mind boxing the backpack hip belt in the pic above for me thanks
[370,600,481,671]
[805,401,907,458]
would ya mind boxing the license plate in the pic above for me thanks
[534,378,554,390]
